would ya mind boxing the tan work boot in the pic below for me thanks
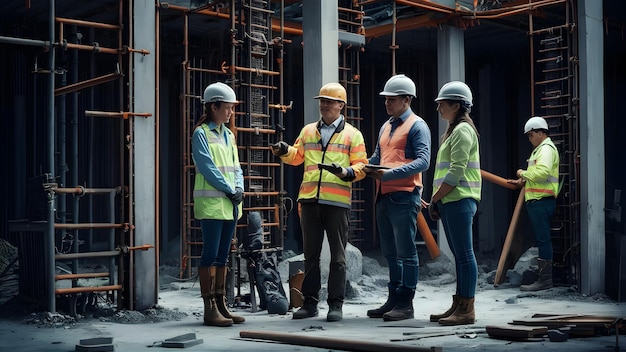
[199,266,233,327]
[289,270,305,309]
[215,266,245,323]
[520,259,553,292]
[430,295,459,322]
[438,296,475,326]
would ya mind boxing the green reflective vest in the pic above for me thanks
[521,137,559,201]
[433,122,481,203]
[193,124,243,220]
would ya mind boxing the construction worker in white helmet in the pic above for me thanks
[365,74,431,322]
[428,80,481,326]
[508,116,560,292]
[270,82,368,322]
[192,82,245,327]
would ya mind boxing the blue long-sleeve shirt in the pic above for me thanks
[368,108,431,181]
[191,121,243,195]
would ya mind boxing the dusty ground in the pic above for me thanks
[0,248,625,352]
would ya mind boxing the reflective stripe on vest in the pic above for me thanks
[193,124,241,220]
[296,121,365,208]
[524,138,559,201]
[433,122,481,203]
[377,114,423,194]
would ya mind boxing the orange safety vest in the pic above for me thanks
[377,114,423,194]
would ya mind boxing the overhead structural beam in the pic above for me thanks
[363,0,568,38]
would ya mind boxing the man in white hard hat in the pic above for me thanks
[365,74,431,321]
[508,116,560,291]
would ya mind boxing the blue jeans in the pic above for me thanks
[438,198,478,298]
[200,219,237,267]
[525,197,556,260]
[376,191,420,290]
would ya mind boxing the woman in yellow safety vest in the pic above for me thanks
[428,81,481,326]
[192,82,245,327]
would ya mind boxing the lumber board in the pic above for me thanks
[486,324,548,338]
[239,330,443,352]
[494,190,525,285]
[417,211,440,259]
[480,169,520,190]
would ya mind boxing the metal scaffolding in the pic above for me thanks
[529,0,580,286]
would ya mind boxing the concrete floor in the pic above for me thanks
[1,282,624,352]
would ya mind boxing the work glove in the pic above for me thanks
[428,201,440,221]
[318,162,347,177]
[270,141,289,156]
[227,187,244,206]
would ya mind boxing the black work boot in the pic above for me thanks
[367,285,398,318]
[382,287,415,321]
[326,301,343,322]
[292,297,319,319]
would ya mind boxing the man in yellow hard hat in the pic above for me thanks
[271,82,368,322]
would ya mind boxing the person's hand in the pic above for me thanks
[506,178,525,188]
[516,169,525,178]
[227,187,244,205]
[270,141,289,156]
[420,198,430,209]
[428,201,440,221]
[318,162,347,177]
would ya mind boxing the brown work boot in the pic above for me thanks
[438,296,475,326]
[430,295,459,322]
[215,266,245,323]
[199,266,233,327]
[520,259,553,292]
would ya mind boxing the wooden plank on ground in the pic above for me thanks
[486,325,548,338]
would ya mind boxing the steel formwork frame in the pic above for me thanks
[529,0,580,287]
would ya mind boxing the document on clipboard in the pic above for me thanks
[363,164,390,170]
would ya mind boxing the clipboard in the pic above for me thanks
[363,164,390,170]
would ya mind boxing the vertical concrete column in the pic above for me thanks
[302,0,338,124]
[578,0,605,295]
[435,24,465,265]
[132,0,157,309]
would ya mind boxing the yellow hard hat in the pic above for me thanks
[314,83,347,103]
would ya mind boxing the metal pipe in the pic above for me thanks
[55,272,110,280]
[54,72,122,96]
[70,26,80,280]
[54,223,126,229]
[0,35,49,47]
[56,17,122,30]
[55,285,122,295]
[53,186,119,195]
[46,0,57,314]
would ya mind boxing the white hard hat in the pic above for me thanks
[523,116,549,134]
[435,81,473,107]
[203,82,238,104]
[379,74,417,98]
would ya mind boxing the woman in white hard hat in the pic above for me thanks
[428,81,481,326]
[192,82,245,327]
[508,116,560,292]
